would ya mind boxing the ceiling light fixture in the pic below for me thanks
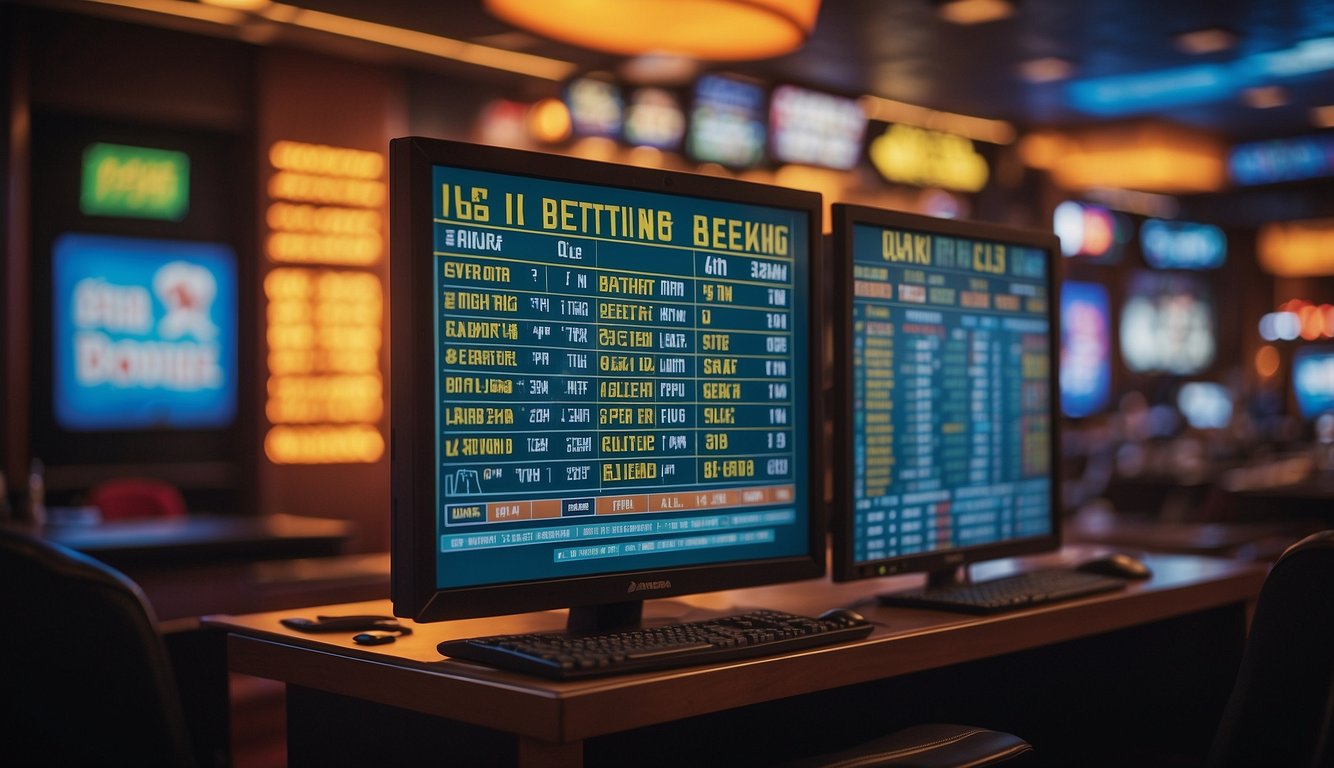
[1174,27,1237,55]
[484,0,821,60]
[860,95,1015,145]
[1243,85,1287,109]
[199,0,271,10]
[936,0,1014,26]
[1018,57,1073,83]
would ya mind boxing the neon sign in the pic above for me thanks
[80,143,189,221]
[867,124,988,192]
[1140,219,1226,270]
[1069,36,1334,117]
[1052,201,1123,262]
[1230,134,1334,186]
[264,140,386,464]
[53,233,236,430]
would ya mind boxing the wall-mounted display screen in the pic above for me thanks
[1119,271,1215,376]
[685,74,766,168]
[623,87,685,150]
[1293,345,1334,420]
[1177,381,1232,429]
[564,77,623,139]
[1060,280,1112,418]
[768,84,866,170]
[52,233,237,431]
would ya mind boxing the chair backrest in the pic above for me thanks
[0,526,196,767]
[87,477,188,522]
[1208,530,1334,768]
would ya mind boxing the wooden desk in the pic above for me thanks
[206,548,1265,768]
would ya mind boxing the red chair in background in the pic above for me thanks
[87,478,188,522]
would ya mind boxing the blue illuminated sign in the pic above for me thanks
[1294,345,1334,420]
[53,233,237,431]
[1060,280,1112,418]
[1068,36,1334,117]
[1229,134,1334,185]
[1140,219,1226,270]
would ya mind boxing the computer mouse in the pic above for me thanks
[1075,553,1152,580]
[352,630,401,646]
[818,607,868,625]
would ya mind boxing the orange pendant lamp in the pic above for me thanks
[485,0,821,60]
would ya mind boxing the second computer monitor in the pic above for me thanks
[829,204,1061,585]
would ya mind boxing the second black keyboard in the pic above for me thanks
[437,608,873,679]
[876,568,1127,614]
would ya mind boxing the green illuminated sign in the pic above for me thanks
[81,142,189,221]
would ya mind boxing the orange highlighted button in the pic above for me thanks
[489,501,530,522]
[740,488,769,504]
[596,494,648,514]
[531,499,562,519]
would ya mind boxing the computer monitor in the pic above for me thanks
[829,204,1060,589]
[390,138,824,629]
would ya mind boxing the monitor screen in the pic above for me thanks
[52,233,238,431]
[829,204,1060,582]
[1119,271,1215,376]
[390,138,823,626]
[1293,345,1334,420]
[1060,280,1113,418]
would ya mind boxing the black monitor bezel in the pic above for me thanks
[828,203,1063,582]
[390,137,826,623]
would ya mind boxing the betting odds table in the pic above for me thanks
[850,223,1053,568]
[428,166,813,588]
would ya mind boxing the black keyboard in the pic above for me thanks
[876,568,1126,614]
[437,609,873,679]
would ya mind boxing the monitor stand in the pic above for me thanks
[567,600,643,634]
[876,564,968,605]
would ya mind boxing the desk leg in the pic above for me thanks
[518,737,583,768]
[286,685,580,767]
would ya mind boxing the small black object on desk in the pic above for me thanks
[281,614,409,633]
[818,607,868,625]
[353,630,405,646]
[1075,553,1153,580]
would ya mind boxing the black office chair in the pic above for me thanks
[0,526,196,767]
[785,530,1334,768]
[778,723,1034,767]
[1207,529,1334,768]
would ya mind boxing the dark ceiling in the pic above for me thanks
[298,0,1334,143]
[31,0,1334,143]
